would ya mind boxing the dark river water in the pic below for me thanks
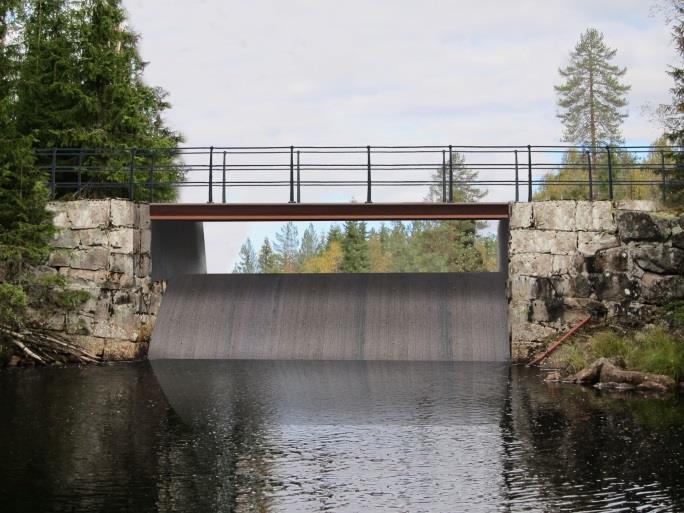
[1,361,683,512]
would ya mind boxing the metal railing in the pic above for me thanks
[36,145,684,203]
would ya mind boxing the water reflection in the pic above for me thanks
[0,361,682,512]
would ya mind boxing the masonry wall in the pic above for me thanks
[508,200,684,362]
[45,200,163,360]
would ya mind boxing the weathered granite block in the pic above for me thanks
[577,231,619,257]
[79,228,109,247]
[109,228,137,253]
[67,200,110,229]
[70,247,110,271]
[510,203,533,229]
[632,244,684,274]
[616,211,670,242]
[534,201,577,231]
[574,201,614,232]
[110,199,138,227]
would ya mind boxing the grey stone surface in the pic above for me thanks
[616,211,670,242]
[44,200,160,360]
[632,244,684,274]
[508,201,683,362]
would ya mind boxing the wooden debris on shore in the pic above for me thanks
[0,323,102,365]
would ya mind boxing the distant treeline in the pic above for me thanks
[233,220,499,274]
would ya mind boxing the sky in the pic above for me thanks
[123,0,676,272]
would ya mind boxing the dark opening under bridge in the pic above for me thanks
[38,144,682,362]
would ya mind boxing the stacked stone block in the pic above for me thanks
[45,200,162,360]
[509,200,684,362]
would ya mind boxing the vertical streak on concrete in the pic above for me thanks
[151,221,206,280]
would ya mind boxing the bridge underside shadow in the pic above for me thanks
[150,273,509,362]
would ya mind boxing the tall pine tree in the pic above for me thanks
[663,1,684,205]
[555,28,630,150]
[274,222,299,272]
[257,238,279,273]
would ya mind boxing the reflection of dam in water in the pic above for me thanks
[149,273,509,361]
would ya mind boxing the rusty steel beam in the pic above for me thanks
[149,202,510,222]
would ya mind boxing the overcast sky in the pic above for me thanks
[123,0,675,272]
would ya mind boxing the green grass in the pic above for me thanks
[629,328,684,382]
[557,343,589,374]
[553,324,684,382]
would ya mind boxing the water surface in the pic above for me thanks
[0,361,683,512]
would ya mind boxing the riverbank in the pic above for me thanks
[541,300,684,392]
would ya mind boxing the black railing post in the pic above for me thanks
[128,148,135,200]
[660,150,667,203]
[222,151,227,204]
[514,149,519,202]
[50,148,57,196]
[527,145,532,202]
[77,149,84,197]
[148,150,155,203]
[442,149,447,203]
[208,146,214,203]
[586,150,593,201]
[366,145,372,203]
[448,145,453,203]
[296,150,301,203]
[289,146,295,203]
[606,145,614,200]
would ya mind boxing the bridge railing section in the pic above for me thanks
[36,145,683,203]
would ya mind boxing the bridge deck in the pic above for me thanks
[149,202,510,221]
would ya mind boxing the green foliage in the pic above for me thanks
[663,2,684,206]
[257,238,280,273]
[233,238,258,273]
[555,28,630,148]
[535,141,668,202]
[0,283,29,326]
[341,221,371,272]
[274,222,299,272]
[14,0,182,201]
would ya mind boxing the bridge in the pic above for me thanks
[37,144,682,362]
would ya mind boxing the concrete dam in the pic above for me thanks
[149,273,509,361]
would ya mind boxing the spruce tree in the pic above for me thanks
[0,0,54,289]
[555,28,630,149]
[233,239,257,273]
[274,222,299,272]
[16,0,182,200]
[257,238,279,273]
[341,221,370,272]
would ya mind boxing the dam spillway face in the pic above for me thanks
[149,273,509,361]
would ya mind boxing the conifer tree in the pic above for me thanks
[257,238,279,273]
[274,222,299,272]
[233,239,257,273]
[555,28,630,149]
[16,0,182,200]
[341,221,370,272]
[0,0,54,289]
[662,1,684,205]
[298,223,320,269]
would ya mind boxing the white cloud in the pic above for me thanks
[123,0,675,271]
